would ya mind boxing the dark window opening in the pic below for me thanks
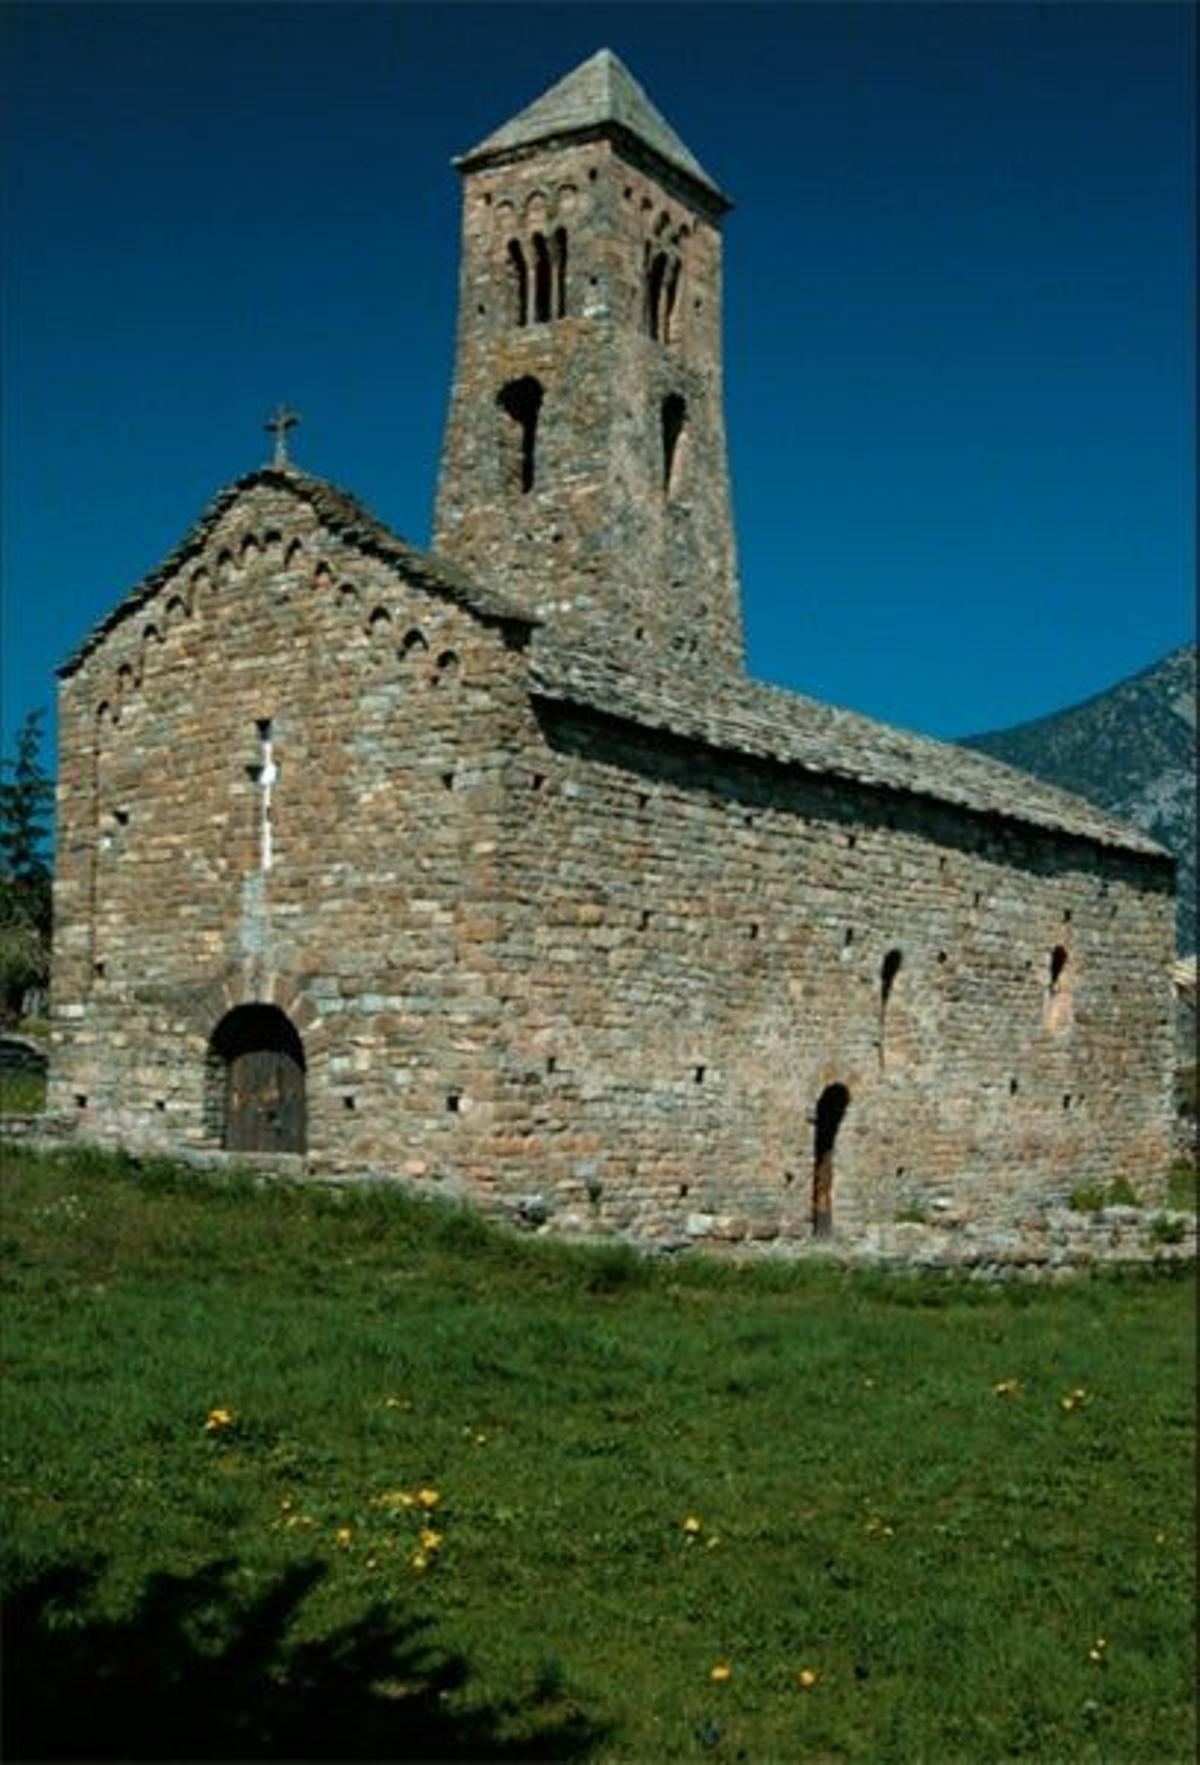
[497,376,543,494]
[881,948,903,1006]
[646,249,667,338]
[694,1065,706,1084]
[552,226,568,317]
[401,628,428,657]
[508,239,528,327]
[344,1095,357,1111]
[1009,1077,1019,1096]
[446,1091,462,1114]
[813,1083,850,1239]
[662,393,687,495]
[75,1094,88,1109]
[546,1055,557,1074]
[1049,945,1069,989]
[663,257,682,342]
[532,232,552,323]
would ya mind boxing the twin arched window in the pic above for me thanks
[508,230,567,326]
[645,246,682,342]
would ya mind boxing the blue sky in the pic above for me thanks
[2,2,1194,773]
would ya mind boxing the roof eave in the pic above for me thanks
[58,469,537,681]
[453,122,733,219]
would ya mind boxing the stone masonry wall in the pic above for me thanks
[434,137,742,671]
[51,481,534,1169]
[476,697,1176,1242]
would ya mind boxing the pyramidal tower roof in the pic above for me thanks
[456,48,729,210]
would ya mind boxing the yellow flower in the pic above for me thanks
[797,1667,820,1688]
[204,1407,235,1431]
[375,1489,416,1509]
[706,1535,721,1550]
[419,1527,443,1552]
[416,1487,441,1509]
[710,1661,732,1683]
[335,1527,354,1550]
[683,1515,703,1534]
[993,1378,1019,1397]
[410,1551,429,1573]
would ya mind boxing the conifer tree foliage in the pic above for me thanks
[0,710,53,1023]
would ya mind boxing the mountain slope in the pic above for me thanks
[960,645,1196,951]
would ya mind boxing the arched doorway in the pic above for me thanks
[209,1005,306,1154]
[812,1083,850,1238]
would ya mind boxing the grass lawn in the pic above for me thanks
[0,1067,46,1115]
[1,1148,1194,1762]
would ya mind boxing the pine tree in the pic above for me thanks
[0,709,53,1020]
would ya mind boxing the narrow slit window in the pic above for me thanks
[532,232,552,323]
[497,376,543,494]
[646,250,668,338]
[507,240,528,327]
[552,226,568,317]
[662,394,686,495]
[1045,945,1073,1033]
[663,256,682,342]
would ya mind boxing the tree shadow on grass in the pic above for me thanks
[3,1556,607,1761]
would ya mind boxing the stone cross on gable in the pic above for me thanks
[265,404,300,469]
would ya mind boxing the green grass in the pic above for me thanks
[2,1149,1195,1762]
[1067,1176,1141,1213]
[0,1066,46,1115]
[1165,1161,1198,1213]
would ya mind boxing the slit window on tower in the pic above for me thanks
[507,239,529,327]
[663,257,682,343]
[646,250,668,339]
[552,227,568,317]
[662,394,686,495]
[532,232,553,323]
[497,376,543,494]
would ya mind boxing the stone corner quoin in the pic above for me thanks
[47,49,1177,1248]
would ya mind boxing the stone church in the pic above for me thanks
[49,51,1176,1242]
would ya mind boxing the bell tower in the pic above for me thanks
[433,49,744,670]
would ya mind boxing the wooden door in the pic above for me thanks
[226,1045,306,1153]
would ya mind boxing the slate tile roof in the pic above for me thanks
[456,47,730,210]
[61,466,1168,863]
[58,468,534,676]
[529,640,1171,861]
